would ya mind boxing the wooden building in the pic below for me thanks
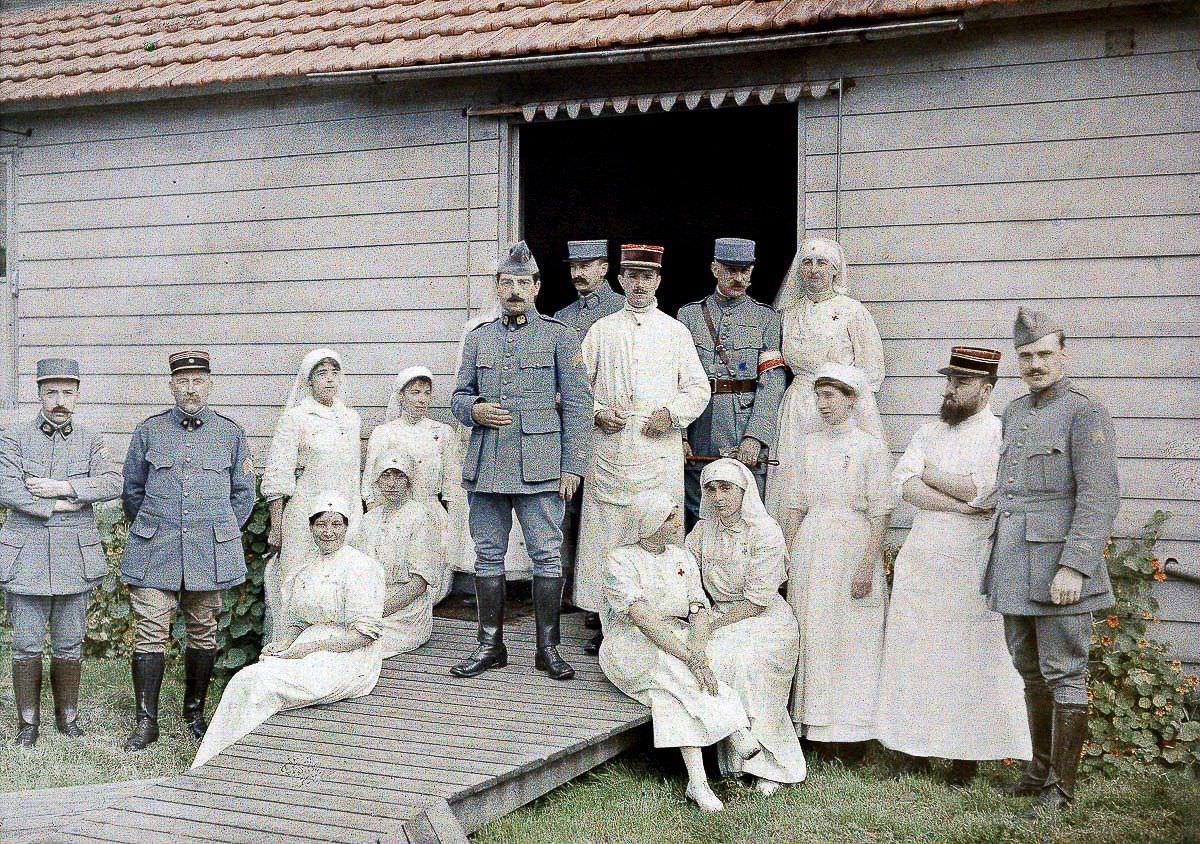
[0,0,1196,669]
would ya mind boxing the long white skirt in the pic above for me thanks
[600,618,750,748]
[708,595,807,783]
[378,595,433,659]
[876,512,1032,760]
[788,505,887,742]
[192,625,382,768]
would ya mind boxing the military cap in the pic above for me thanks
[566,240,608,263]
[938,346,1001,377]
[496,241,539,277]
[713,237,755,267]
[35,358,80,383]
[620,244,664,270]
[168,350,211,374]
[1014,306,1061,348]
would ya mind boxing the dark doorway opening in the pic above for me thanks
[520,103,799,318]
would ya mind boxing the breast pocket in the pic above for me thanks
[475,351,499,397]
[1025,438,1070,492]
[199,453,232,499]
[519,351,555,396]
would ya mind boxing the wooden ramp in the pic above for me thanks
[19,614,649,843]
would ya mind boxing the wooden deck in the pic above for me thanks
[5,614,649,843]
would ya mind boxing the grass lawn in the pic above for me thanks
[1,646,1197,843]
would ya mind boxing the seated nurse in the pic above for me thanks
[192,491,384,768]
[599,489,761,813]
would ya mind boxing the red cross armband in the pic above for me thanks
[757,351,786,375]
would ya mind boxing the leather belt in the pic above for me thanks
[711,378,757,395]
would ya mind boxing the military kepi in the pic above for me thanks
[35,358,80,383]
[713,237,755,267]
[938,346,1001,377]
[620,244,664,269]
[496,240,539,277]
[1013,306,1060,348]
[566,239,608,263]
[168,350,211,375]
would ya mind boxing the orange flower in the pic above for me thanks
[1106,615,1120,628]
[1153,570,1167,582]
[1098,635,1113,647]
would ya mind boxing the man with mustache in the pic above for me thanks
[553,239,624,339]
[677,237,785,525]
[451,241,593,681]
[119,351,257,750]
[876,347,1031,784]
[0,358,121,747]
[553,239,624,625]
[574,244,711,654]
[983,308,1119,817]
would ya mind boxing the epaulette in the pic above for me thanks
[143,408,174,423]
[212,411,247,432]
[467,317,502,334]
[542,314,566,326]
[679,299,704,310]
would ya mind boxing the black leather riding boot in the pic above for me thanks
[182,648,218,739]
[11,658,41,748]
[450,576,508,677]
[50,657,85,737]
[1005,685,1054,796]
[533,576,575,681]
[123,652,165,751]
[1027,703,1090,814]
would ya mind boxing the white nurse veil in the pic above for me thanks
[773,236,850,313]
[285,347,346,412]
[698,458,786,549]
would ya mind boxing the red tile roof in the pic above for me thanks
[0,0,1023,105]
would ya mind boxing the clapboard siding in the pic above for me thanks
[802,8,1200,664]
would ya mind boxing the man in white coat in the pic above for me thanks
[876,347,1031,784]
[575,244,711,654]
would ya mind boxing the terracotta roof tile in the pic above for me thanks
[1,0,1027,104]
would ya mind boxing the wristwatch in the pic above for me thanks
[688,601,706,616]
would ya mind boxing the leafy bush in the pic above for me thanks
[1085,511,1200,774]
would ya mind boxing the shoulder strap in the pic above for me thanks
[700,297,732,375]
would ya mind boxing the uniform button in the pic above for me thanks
[182,527,189,534]
[1002,511,1011,517]
[1006,492,1014,498]
[1007,478,1016,484]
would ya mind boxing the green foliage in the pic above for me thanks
[81,487,273,684]
[1085,511,1200,774]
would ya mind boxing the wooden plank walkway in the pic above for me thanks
[4,614,649,843]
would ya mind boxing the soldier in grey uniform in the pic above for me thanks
[553,239,623,618]
[120,351,257,751]
[677,237,786,524]
[0,359,121,747]
[451,242,593,681]
[553,239,625,338]
[983,308,1119,814]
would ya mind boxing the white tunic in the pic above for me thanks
[576,306,711,612]
[261,397,363,624]
[193,545,384,768]
[599,544,750,748]
[361,416,463,600]
[786,422,894,742]
[766,294,885,523]
[877,408,1032,760]
[349,499,443,657]
[685,518,806,783]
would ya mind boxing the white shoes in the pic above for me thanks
[685,781,724,813]
[730,729,763,761]
[755,777,782,796]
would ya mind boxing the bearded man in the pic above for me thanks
[876,347,1031,784]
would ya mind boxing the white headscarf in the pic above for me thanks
[384,365,434,422]
[813,362,875,431]
[698,458,786,549]
[305,489,353,521]
[286,348,345,412]
[773,236,850,312]
[631,489,678,542]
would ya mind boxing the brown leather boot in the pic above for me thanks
[50,657,85,737]
[11,658,41,748]
[1005,685,1053,796]
[1025,703,1090,815]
